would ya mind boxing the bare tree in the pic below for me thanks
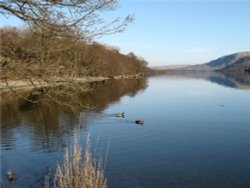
[0,0,134,39]
[0,0,137,111]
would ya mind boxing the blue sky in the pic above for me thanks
[1,0,250,67]
[100,0,250,66]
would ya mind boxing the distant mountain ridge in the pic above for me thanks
[154,64,190,70]
[221,56,250,71]
[185,52,250,71]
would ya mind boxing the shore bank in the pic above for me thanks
[0,74,143,92]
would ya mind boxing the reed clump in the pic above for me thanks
[46,134,107,188]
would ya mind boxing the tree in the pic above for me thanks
[0,0,134,39]
[0,0,135,111]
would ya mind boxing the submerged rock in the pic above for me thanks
[6,170,13,181]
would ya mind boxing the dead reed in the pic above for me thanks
[46,133,107,188]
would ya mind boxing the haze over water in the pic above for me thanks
[1,73,250,188]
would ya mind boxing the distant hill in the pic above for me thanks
[154,64,190,70]
[184,52,250,71]
[221,56,250,72]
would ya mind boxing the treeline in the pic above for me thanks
[1,26,148,80]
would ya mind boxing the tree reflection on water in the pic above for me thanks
[1,78,148,152]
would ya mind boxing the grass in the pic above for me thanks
[45,133,107,188]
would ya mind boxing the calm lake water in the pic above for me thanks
[1,72,250,188]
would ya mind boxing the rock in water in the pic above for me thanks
[6,170,13,181]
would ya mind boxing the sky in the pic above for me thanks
[1,0,250,67]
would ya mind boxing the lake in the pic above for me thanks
[1,72,250,188]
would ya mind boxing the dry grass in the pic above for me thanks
[46,133,107,188]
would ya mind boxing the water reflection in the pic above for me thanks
[1,75,250,188]
[160,71,250,89]
[0,78,148,152]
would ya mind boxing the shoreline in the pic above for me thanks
[0,75,143,92]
